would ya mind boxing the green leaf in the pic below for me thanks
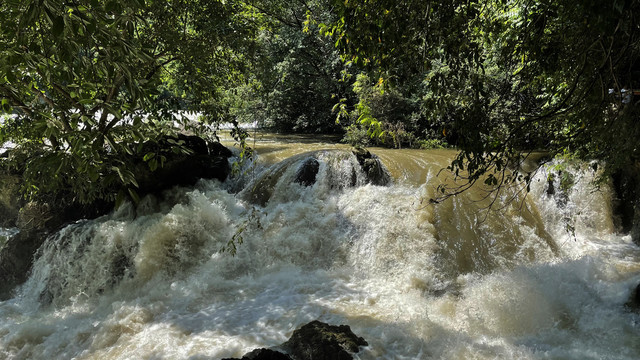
[143,152,155,162]
[128,188,140,204]
[113,166,125,182]
[148,158,158,171]
[0,98,11,113]
[52,15,65,37]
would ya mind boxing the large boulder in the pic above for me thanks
[0,197,113,300]
[224,321,368,360]
[611,163,640,245]
[135,134,233,195]
[281,321,368,360]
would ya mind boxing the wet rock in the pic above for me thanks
[294,158,320,187]
[0,229,44,299]
[352,148,391,186]
[611,163,640,245]
[223,321,367,360]
[109,250,133,285]
[222,348,292,360]
[0,197,113,300]
[628,283,640,309]
[136,136,232,194]
[546,173,555,196]
[209,140,234,158]
[281,320,368,360]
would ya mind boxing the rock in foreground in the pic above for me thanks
[223,320,368,360]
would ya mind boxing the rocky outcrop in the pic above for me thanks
[135,134,233,194]
[281,321,369,360]
[627,283,640,310]
[352,148,391,186]
[241,149,392,207]
[223,320,368,360]
[612,163,640,245]
[0,197,113,299]
[294,158,320,187]
[0,135,233,300]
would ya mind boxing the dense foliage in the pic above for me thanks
[1,0,638,203]
[330,0,640,198]
[222,0,350,134]
[0,0,256,203]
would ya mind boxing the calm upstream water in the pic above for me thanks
[1,133,639,359]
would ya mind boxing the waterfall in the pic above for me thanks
[1,146,639,360]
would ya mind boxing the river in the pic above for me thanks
[1,133,639,359]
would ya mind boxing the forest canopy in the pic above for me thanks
[1,0,639,202]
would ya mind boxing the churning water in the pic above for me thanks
[1,135,639,359]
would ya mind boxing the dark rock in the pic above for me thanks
[222,348,292,360]
[611,163,640,244]
[546,173,555,196]
[294,158,320,187]
[135,136,232,195]
[0,229,44,299]
[352,149,391,186]
[625,283,640,311]
[109,250,133,285]
[209,140,234,158]
[135,153,229,194]
[222,321,367,360]
[155,133,209,155]
[281,320,368,360]
[0,197,114,300]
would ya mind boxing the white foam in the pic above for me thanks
[1,152,639,359]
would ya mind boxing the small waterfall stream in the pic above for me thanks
[1,136,639,359]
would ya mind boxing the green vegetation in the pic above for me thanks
[0,0,257,203]
[330,0,640,198]
[1,0,638,202]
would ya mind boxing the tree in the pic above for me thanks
[330,0,640,199]
[0,0,256,204]
[224,0,351,133]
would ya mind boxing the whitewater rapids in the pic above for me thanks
[0,136,639,359]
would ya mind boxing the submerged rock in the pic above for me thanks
[223,320,368,360]
[242,149,392,207]
[294,158,320,187]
